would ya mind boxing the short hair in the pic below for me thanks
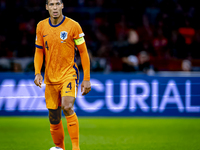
[46,0,63,4]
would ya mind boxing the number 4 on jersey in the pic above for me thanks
[45,41,49,50]
[67,82,72,90]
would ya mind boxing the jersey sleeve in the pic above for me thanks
[77,43,90,81]
[35,22,44,49]
[73,22,85,39]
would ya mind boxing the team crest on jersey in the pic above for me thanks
[60,31,68,40]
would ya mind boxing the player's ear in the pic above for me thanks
[46,4,48,10]
[61,3,64,9]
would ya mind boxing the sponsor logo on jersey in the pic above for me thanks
[60,31,68,40]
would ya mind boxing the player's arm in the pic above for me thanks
[34,47,43,88]
[34,23,44,88]
[75,37,91,95]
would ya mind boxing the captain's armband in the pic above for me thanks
[74,37,85,45]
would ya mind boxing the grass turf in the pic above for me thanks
[0,117,200,150]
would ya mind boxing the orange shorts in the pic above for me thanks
[45,78,79,109]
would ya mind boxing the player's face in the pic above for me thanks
[46,0,63,19]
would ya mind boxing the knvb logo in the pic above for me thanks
[60,31,67,40]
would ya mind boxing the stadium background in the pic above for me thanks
[1,0,200,72]
[0,0,200,116]
[0,0,200,150]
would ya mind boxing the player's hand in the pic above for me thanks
[34,74,43,88]
[81,80,91,95]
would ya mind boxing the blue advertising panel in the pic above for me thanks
[0,72,200,116]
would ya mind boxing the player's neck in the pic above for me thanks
[50,15,63,26]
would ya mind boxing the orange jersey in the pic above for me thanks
[35,16,85,84]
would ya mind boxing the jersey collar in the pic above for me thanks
[49,15,65,27]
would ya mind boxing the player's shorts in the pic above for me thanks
[45,78,79,109]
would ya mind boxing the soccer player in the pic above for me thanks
[34,0,91,150]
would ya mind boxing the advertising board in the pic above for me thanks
[0,73,199,116]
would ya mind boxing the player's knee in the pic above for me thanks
[49,117,61,124]
[63,105,73,112]
[62,104,74,116]
[48,108,61,124]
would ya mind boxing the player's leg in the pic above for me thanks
[62,96,79,150]
[61,79,80,150]
[45,84,65,150]
[49,107,65,150]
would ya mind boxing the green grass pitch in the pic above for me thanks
[0,117,200,150]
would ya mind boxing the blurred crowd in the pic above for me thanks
[0,0,200,73]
